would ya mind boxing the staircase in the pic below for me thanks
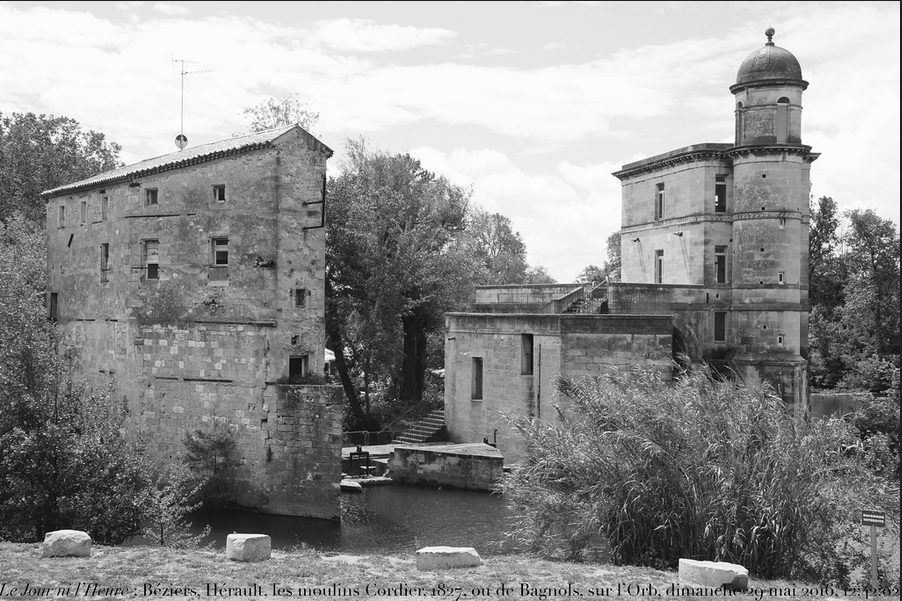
[393,408,446,444]
[564,296,607,314]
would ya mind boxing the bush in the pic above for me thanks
[506,365,898,586]
[183,425,240,506]
[142,461,210,548]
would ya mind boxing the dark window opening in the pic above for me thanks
[58,206,66,228]
[654,183,665,220]
[654,249,664,284]
[213,185,226,202]
[100,243,110,283]
[715,175,727,213]
[145,189,158,206]
[778,271,785,284]
[779,218,786,229]
[295,288,307,307]
[777,335,784,346]
[521,334,534,375]
[289,355,309,380]
[212,238,229,266]
[101,196,109,220]
[144,239,159,280]
[714,245,727,284]
[471,357,483,400]
[714,312,726,342]
[49,292,58,320]
[80,200,87,225]
[777,97,790,104]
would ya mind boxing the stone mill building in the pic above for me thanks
[443,29,815,461]
[43,125,343,518]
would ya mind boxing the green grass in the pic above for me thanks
[0,542,884,600]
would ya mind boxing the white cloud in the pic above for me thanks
[411,146,622,280]
[314,18,456,53]
[153,3,189,16]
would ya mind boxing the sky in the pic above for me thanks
[0,1,898,282]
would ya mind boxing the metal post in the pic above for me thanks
[870,523,878,590]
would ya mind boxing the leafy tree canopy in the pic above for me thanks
[0,112,121,224]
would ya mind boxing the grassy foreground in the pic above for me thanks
[0,543,878,601]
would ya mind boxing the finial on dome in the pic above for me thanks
[765,26,775,45]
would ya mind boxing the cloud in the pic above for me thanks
[411,146,622,280]
[152,3,189,16]
[313,18,456,53]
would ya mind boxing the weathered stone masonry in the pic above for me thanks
[44,126,342,518]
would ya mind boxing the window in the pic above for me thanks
[289,355,309,380]
[714,245,727,284]
[213,185,226,202]
[715,175,727,213]
[777,334,785,347]
[145,188,158,206]
[775,97,789,143]
[143,240,159,280]
[295,288,307,308]
[100,243,110,283]
[471,357,483,400]
[779,218,786,229]
[714,312,726,342]
[654,183,665,220]
[212,238,229,266]
[521,334,534,375]
[80,200,87,225]
[101,196,109,220]
[778,271,785,285]
[654,250,664,284]
[58,206,66,228]
[49,292,58,320]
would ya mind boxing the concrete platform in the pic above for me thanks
[388,443,503,490]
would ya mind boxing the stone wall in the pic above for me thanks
[444,313,672,463]
[46,128,339,518]
[388,443,503,490]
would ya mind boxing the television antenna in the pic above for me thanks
[172,57,213,150]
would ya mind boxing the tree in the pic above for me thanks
[466,208,529,284]
[0,217,150,543]
[809,197,844,313]
[327,140,473,421]
[577,232,621,285]
[522,265,556,284]
[0,112,120,224]
[243,94,319,133]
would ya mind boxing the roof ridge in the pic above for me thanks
[42,124,329,198]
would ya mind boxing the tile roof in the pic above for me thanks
[42,125,331,197]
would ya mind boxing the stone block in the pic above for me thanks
[678,558,749,591]
[416,546,482,571]
[226,533,271,562]
[42,530,92,557]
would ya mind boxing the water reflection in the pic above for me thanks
[193,484,520,555]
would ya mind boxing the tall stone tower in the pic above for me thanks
[728,28,816,404]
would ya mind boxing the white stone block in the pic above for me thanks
[226,533,271,562]
[42,530,91,557]
[415,546,481,571]
[678,558,749,591]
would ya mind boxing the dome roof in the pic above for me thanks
[734,28,806,89]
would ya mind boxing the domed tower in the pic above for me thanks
[727,28,817,406]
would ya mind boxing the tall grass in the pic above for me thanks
[506,365,899,586]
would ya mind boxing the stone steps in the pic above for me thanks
[393,409,446,444]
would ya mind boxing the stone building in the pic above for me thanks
[43,125,343,518]
[444,29,814,462]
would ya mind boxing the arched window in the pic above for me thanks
[777,96,790,104]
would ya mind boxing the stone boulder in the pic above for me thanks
[42,530,92,558]
[226,534,271,562]
[678,558,749,591]
[415,546,482,571]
